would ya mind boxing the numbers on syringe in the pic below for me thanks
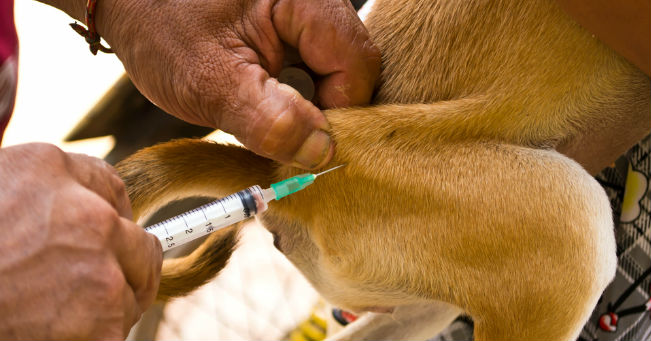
[185,228,193,234]
[205,221,214,233]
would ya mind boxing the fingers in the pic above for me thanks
[271,0,381,108]
[217,0,380,169]
[226,61,334,168]
[65,153,133,220]
[66,155,162,335]
[110,216,163,311]
[121,286,141,336]
[65,153,162,311]
[86,268,142,339]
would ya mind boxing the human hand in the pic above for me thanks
[0,144,162,339]
[96,0,381,169]
[556,0,650,77]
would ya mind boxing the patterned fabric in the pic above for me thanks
[0,0,18,144]
[288,312,327,341]
[432,136,651,341]
[581,135,651,340]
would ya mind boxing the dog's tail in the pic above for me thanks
[117,139,274,300]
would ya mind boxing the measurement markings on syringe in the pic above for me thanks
[218,197,229,219]
[161,219,169,236]
[143,166,343,252]
[199,206,213,233]
[147,186,259,251]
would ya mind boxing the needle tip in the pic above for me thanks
[315,164,346,177]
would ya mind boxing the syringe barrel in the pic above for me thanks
[239,185,269,216]
[145,185,270,251]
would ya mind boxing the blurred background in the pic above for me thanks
[8,0,122,156]
[9,2,321,340]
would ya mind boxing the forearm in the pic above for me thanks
[557,0,651,77]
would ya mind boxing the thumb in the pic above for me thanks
[225,63,334,169]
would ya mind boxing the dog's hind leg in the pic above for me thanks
[326,302,462,341]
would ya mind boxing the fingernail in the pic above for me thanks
[293,130,332,169]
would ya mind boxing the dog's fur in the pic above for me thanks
[117,0,650,339]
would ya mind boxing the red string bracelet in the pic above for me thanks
[69,0,113,55]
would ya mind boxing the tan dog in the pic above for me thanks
[117,0,650,339]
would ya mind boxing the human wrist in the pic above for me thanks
[39,0,139,55]
[92,0,134,49]
[36,0,122,54]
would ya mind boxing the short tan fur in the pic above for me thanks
[118,0,650,339]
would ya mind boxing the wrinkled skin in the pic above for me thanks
[5,0,379,338]
[0,144,162,339]
[96,0,381,169]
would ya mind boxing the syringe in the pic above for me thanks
[144,164,345,252]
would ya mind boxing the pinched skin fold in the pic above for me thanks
[117,0,650,339]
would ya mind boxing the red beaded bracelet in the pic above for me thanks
[69,0,113,55]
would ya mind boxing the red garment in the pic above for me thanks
[0,0,18,144]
